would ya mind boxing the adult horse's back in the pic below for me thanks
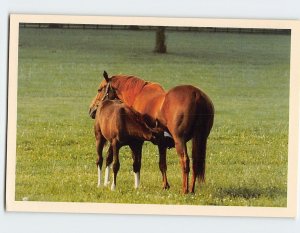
[159,85,214,193]
[90,72,214,193]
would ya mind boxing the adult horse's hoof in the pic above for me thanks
[190,188,195,194]
[182,189,189,194]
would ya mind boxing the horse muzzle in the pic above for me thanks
[89,107,97,119]
[151,131,175,149]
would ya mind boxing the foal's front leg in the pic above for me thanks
[104,146,113,186]
[96,133,106,187]
[111,140,120,191]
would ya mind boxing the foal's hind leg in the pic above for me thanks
[158,144,170,189]
[111,140,120,191]
[129,141,143,189]
[104,146,113,186]
[96,133,106,187]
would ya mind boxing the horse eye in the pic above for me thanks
[98,88,102,92]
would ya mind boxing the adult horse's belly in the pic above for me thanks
[132,91,166,123]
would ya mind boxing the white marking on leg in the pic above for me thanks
[134,172,140,189]
[164,131,173,138]
[111,177,116,191]
[104,166,110,186]
[97,165,101,187]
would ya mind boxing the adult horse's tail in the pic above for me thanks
[192,91,214,185]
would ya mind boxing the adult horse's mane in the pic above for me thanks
[111,75,149,92]
[110,75,165,106]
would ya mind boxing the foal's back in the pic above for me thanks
[96,100,154,144]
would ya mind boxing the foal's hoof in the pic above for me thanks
[111,183,116,191]
[162,183,170,190]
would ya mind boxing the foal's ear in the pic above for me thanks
[103,70,110,83]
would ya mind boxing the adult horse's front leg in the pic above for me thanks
[158,144,170,189]
[174,139,190,194]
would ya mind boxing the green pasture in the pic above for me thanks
[16,27,290,206]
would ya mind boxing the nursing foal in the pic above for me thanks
[90,82,164,191]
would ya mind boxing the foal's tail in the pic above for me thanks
[192,92,214,182]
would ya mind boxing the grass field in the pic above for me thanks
[15,27,290,206]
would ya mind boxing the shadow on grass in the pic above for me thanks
[217,186,287,199]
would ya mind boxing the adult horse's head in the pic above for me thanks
[89,71,118,119]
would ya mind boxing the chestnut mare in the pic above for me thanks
[90,81,164,190]
[89,71,214,193]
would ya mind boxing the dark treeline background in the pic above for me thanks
[19,23,291,35]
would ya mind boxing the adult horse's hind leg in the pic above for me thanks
[129,141,143,189]
[158,144,170,189]
[104,146,113,186]
[96,133,106,187]
[111,140,120,191]
[174,138,190,194]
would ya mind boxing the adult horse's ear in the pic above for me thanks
[103,71,110,83]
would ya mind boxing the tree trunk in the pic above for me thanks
[154,27,167,53]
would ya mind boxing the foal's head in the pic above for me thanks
[89,71,118,119]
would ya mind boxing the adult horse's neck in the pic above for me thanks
[111,75,150,106]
